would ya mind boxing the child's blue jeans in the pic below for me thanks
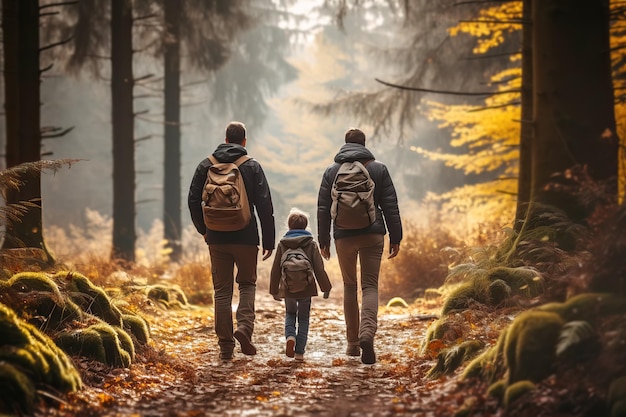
[284,297,311,354]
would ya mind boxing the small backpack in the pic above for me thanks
[330,160,376,229]
[280,248,315,294]
[201,155,251,231]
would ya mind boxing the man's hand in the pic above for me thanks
[262,249,273,261]
[320,246,330,260]
[388,244,400,259]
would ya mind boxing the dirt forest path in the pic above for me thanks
[43,294,478,417]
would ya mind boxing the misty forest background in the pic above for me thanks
[1,0,542,267]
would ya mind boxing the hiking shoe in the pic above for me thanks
[234,330,257,356]
[294,353,304,361]
[285,336,296,358]
[360,339,376,364]
[219,351,233,361]
[346,344,360,357]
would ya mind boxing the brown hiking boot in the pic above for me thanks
[285,336,296,358]
[360,339,376,364]
[234,329,257,356]
[346,344,360,357]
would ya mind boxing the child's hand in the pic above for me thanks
[323,291,330,299]
[273,295,282,301]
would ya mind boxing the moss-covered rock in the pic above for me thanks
[539,293,626,322]
[0,303,81,414]
[504,310,564,384]
[504,380,535,408]
[122,313,150,345]
[609,377,626,417]
[146,284,190,309]
[54,271,123,327]
[426,340,484,379]
[55,323,133,368]
[0,362,36,414]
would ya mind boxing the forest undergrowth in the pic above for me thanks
[1,192,626,416]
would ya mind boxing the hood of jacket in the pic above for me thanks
[212,143,248,163]
[334,143,375,164]
[280,230,314,249]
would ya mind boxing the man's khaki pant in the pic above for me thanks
[208,244,258,355]
[335,234,384,348]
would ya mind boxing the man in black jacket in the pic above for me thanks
[188,121,275,360]
[317,128,402,364]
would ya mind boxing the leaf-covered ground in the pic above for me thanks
[34,293,504,417]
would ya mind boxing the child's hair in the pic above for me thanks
[287,207,309,230]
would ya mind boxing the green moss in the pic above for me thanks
[441,278,490,315]
[461,331,507,383]
[146,285,170,303]
[487,267,544,298]
[90,324,132,367]
[426,340,484,379]
[609,377,626,414]
[487,379,507,401]
[56,271,123,327]
[504,310,564,384]
[0,363,36,414]
[122,314,150,344]
[113,327,135,361]
[488,279,512,306]
[504,380,535,408]
[7,271,61,295]
[55,329,107,364]
[0,302,81,412]
[612,400,626,417]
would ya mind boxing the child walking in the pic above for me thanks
[270,208,332,361]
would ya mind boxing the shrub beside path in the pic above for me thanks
[37,293,490,417]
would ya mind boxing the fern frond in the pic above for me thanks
[556,320,595,357]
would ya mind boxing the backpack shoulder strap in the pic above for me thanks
[208,155,219,165]
[234,155,251,167]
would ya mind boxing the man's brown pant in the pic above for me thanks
[335,234,384,348]
[208,244,258,355]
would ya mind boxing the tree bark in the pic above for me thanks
[163,0,182,261]
[111,0,136,262]
[514,0,533,231]
[1,0,51,260]
[531,0,618,211]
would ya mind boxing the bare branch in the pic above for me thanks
[464,51,521,60]
[40,36,74,53]
[134,109,150,117]
[40,1,78,10]
[40,11,60,18]
[135,135,153,143]
[41,127,74,139]
[467,101,520,112]
[133,14,158,22]
[134,74,155,83]
[40,63,54,73]
[374,78,521,96]
[458,19,527,25]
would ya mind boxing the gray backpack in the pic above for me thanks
[280,248,315,294]
[331,160,376,229]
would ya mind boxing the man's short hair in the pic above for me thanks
[287,207,309,230]
[345,128,366,145]
[226,122,246,144]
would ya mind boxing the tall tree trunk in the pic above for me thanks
[111,0,136,262]
[1,0,51,261]
[163,0,182,261]
[514,0,533,232]
[531,0,618,213]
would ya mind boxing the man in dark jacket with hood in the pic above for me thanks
[188,121,275,361]
[317,128,402,364]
